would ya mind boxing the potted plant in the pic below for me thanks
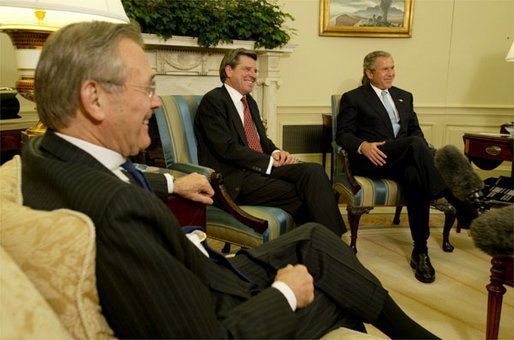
[121,0,295,49]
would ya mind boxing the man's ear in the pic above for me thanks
[364,69,373,80]
[80,80,105,122]
[225,65,233,79]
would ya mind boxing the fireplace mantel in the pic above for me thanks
[143,33,293,143]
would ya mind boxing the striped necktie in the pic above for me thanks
[241,96,263,152]
[121,160,153,192]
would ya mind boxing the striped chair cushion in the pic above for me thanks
[333,174,403,207]
[155,95,294,248]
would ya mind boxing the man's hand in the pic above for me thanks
[275,264,314,309]
[173,173,215,205]
[272,150,297,167]
[360,141,388,166]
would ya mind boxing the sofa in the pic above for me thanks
[0,156,379,339]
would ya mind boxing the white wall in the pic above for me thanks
[274,0,513,177]
[276,0,513,107]
[1,0,513,174]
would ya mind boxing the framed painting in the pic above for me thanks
[320,0,414,38]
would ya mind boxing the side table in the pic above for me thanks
[463,133,514,178]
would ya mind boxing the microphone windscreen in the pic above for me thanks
[434,145,484,201]
[470,205,514,256]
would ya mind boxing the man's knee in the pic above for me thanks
[302,162,328,179]
[404,136,429,150]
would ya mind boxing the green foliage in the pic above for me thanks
[121,0,294,49]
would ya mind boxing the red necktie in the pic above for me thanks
[241,96,263,153]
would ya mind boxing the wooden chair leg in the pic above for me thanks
[347,207,372,254]
[441,205,456,253]
[393,206,402,225]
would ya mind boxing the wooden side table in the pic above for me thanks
[0,128,23,164]
[463,133,514,178]
[0,111,39,164]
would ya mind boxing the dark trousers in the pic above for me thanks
[352,136,448,253]
[230,223,387,338]
[235,162,346,236]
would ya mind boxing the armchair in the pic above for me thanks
[137,95,294,252]
[330,95,456,253]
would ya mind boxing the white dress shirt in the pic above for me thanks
[224,84,279,174]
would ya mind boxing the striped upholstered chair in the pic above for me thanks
[330,95,456,253]
[149,95,294,252]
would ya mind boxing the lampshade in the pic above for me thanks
[0,0,129,101]
[0,1,129,29]
[506,42,514,62]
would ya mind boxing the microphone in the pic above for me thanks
[470,205,513,256]
[434,144,489,212]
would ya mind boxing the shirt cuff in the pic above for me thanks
[357,142,364,154]
[271,281,297,311]
[164,173,175,193]
[267,149,280,174]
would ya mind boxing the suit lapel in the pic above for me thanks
[365,85,395,136]
[220,87,248,145]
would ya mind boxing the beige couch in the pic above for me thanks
[0,156,378,339]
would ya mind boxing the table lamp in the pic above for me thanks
[0,0,129,138]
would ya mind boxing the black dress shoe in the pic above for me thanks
[410,253,435,283]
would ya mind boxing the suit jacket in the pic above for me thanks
[335,84,426,171]
[21,131,296,339]
[194,86,278,199]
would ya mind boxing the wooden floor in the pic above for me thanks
[210,209,514,339]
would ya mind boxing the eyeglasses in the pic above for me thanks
[125,84,157,99]
[96,80,156,98]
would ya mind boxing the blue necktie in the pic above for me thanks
[381,90,400,137]
[121,161,153,192]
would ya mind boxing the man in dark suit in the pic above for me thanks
[22,22,438,338]
[336,50,475,283]
[194,49,345,236]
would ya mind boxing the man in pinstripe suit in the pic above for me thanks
[21,22,437,339]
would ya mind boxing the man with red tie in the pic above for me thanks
[194,49,346,236]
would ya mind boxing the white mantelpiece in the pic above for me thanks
[143,33,293,142]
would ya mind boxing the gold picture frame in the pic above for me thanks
[320,0,414,38]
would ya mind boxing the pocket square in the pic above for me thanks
[399,98,404,102]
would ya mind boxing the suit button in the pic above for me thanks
[235,187,240,192]
[242,169,246,172]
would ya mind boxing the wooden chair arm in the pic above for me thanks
[210,172,269,234]
[137,162,268,235]
[337,147,362,195]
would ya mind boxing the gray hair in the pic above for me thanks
[219,48,257,83]
[361,50,392,85]
[35,21,143,129]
